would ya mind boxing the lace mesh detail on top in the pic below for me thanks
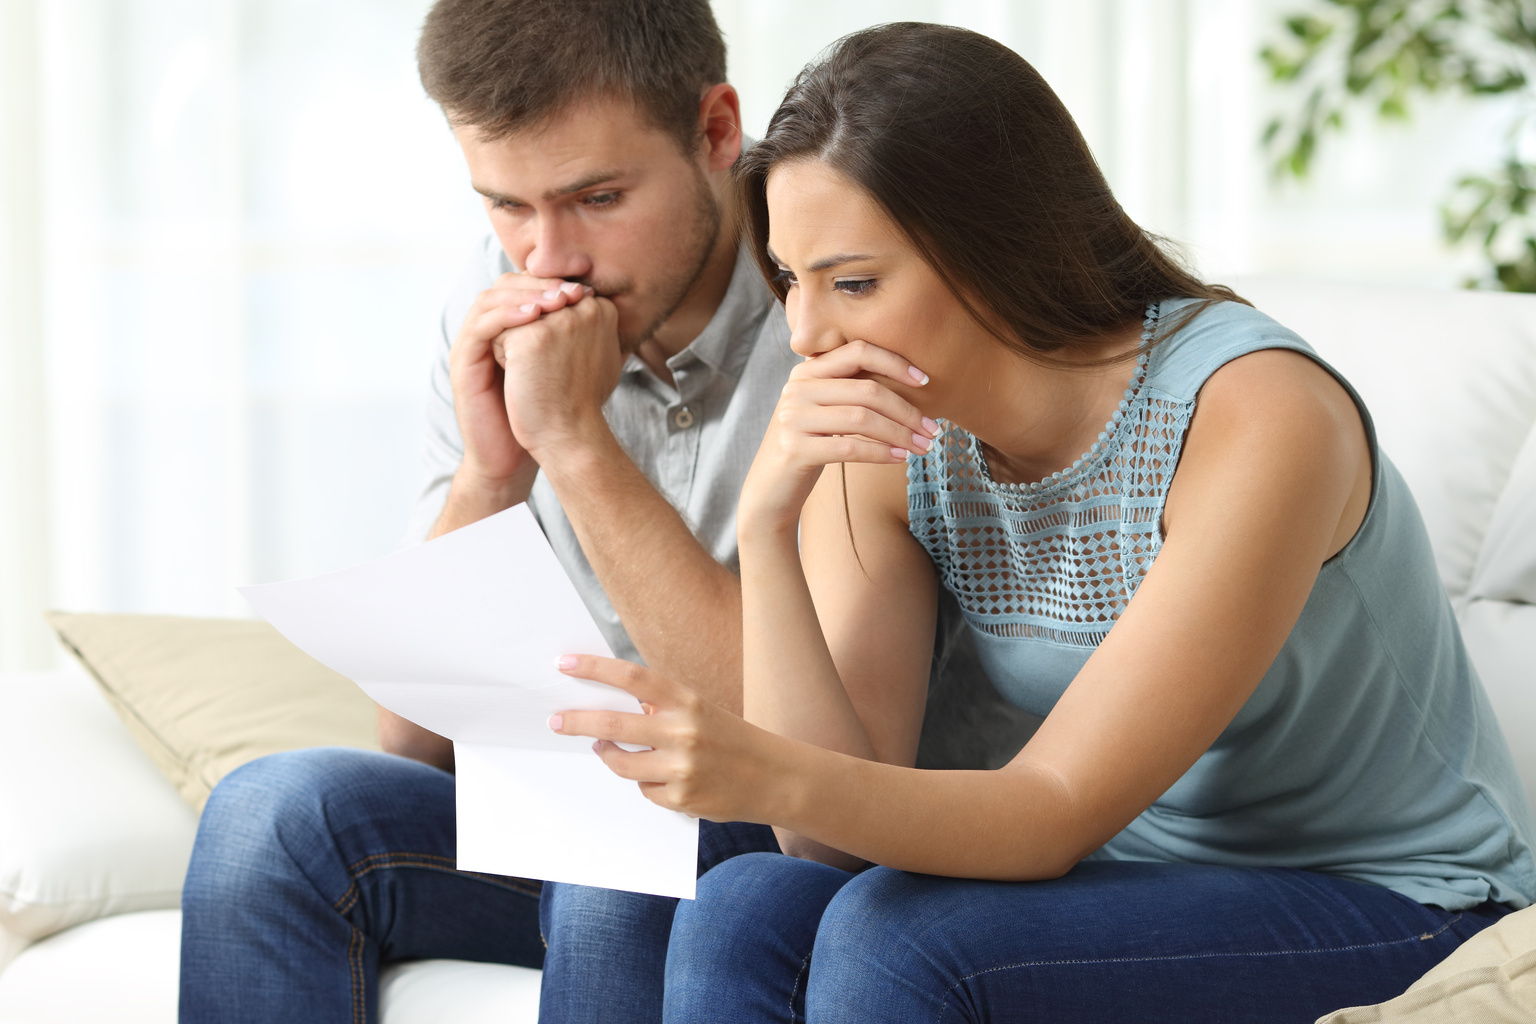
[907,302,1194,647]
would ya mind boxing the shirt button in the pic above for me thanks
[672,406,695,429]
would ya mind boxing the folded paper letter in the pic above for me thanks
[241,504,700,899]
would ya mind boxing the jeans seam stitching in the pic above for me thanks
[932,912,1466,1020]
[349,926,365,1024]
[789,948,814,1024]
[330,853,540,1022]
[331,854,542,913]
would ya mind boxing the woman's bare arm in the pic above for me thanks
[556,349,1372,878]
[740,459,935,864]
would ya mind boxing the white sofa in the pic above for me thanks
[2,276,1534,1023]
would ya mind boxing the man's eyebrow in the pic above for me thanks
[764,246,876,273]
[472,170,626,206]
[550,169,625,198]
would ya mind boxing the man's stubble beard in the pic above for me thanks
[588,168,724,355]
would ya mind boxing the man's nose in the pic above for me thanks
[520,217,591,281]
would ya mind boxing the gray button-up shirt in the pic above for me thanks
[406,236,797,663]
[406,235,1037,769]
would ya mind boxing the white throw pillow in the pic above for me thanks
[1233,277,1536,601]
[0,670,197,969]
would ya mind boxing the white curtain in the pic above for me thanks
[0,0,1512,669]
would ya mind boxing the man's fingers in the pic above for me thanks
[471,281,596,329]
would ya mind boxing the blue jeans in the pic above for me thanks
[663,852,1511,1024]
[179,748,546,1024]
[539,820,781,1023]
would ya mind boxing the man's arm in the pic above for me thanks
[496,294,746,711]
[537,432,744,712]
[377,274,586,768]
[381,272,747,766]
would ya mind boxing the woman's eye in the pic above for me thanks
[774,266,798,288]
[834,278,876,296]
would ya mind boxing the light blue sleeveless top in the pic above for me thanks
[907,297,1536,910]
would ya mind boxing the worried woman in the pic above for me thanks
[547,21,1536,1023]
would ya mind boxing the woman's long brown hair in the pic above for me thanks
[736,22,1244,363]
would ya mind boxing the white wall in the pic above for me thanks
[0,0,1514,667]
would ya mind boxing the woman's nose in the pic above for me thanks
[787,298,845,358]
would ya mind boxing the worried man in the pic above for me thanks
[177,3,1029,1022]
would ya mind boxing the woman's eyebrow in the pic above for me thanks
[809,252,875,272]
[765,246,876,271]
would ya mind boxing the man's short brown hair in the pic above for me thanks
[417,0,727,150]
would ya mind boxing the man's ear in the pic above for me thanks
[698,83,743,172]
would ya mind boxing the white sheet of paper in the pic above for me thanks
[239,503,700,899]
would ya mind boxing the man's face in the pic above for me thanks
[453,95,722,351]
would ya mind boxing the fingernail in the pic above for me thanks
[922,417,940,436]
[556,655,578,670]
[560,281,582,295]
[891,446,909,460]
[519,303,537,313]
[542,289,560,300]
[908,366,930,385]
[591,740,602,754]
[912,432,932,452]
[547,714,563,731]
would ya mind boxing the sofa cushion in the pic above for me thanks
[1315,905,1536,1022]
[47,612,381,812]
[379,958,542,1023]
[0,671,196,966]
[0,909,181,1023]
[0,908,541,1024]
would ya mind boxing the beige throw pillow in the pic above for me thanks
[1315,905,1536,1023]
[47,612,381,812]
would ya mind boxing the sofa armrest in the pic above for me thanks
[0,670,197,972]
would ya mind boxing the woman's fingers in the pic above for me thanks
[555,654,675,705]
[550,706,660,748]
[784,396,937,455]
[590,740,672,784]
[779,378,939,452]
[791,338,930,388]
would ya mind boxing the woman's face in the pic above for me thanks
[764,159,987,397]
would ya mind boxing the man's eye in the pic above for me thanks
[584,192,621,208]
[835,278,876,296]
[490,198,524,213]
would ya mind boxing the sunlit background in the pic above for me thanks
[0,0,1519,668]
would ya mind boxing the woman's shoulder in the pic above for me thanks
[1145,297,1317,405]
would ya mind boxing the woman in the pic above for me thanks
[548,22,1536,1022]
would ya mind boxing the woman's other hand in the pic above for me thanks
[547,654,787,823]
[738,339,938,536]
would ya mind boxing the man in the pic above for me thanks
[179,2,1032,1022]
